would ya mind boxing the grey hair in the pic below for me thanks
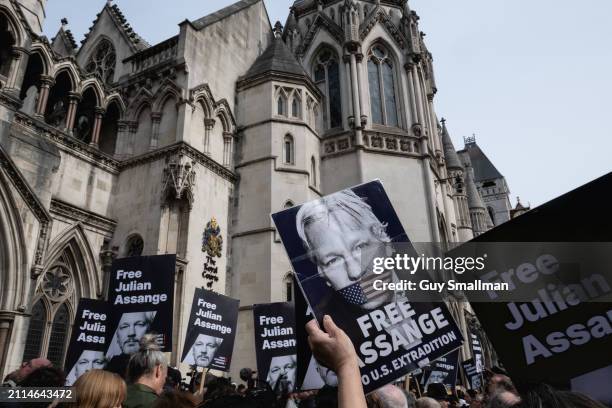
[296,189,390,258]
[126,333,167,383]
[415,397,442,408]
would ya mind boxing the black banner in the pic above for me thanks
[450,173,612,396]
[422,349,460,390]
[461,358,483,390]
[253,303,297,392]
[181,288,239,371]
[64,299,111,385]
[106,255,175,363]
[272,180,464,393]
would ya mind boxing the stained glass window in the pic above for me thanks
[47,303,70,367]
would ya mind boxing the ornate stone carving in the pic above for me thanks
[162,153,196,207]
[41,263,73,302]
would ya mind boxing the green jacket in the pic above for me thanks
[123,383,159,408]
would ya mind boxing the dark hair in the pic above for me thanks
[468,390,478,399]
[153,390,197,408]
[203,376,235,402]
[516,384,607,408]
[315,385,338,408]
[20,366,66,387]
[165,366,182,389]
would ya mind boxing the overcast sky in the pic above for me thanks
[43,0,612,208]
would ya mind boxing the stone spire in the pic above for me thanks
[440,118,462,171]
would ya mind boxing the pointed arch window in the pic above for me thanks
[126,234,144,257]
[22,300,46,362]
[313,49,342,130]
[47,303,70,367]
[311,156,317,187]
[291,93,301,119]
[277,95,286,116]
[284,134,294,165]
[85,39,116,85]
[367,44,399,127]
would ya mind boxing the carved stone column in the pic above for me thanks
[35,75,54,117]
[149,112,162,150]
[204,118,215,156]
[162,153,196,206]
[115,120,130,157]
[100,246,118,300]
[90,107,105,147]
[404,62,419,127]
[4,47,27,95]
[342,54,355,128]
[64,92,81,134]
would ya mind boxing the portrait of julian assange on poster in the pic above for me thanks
[64,298,111,385]
[181,288,239,371]
[253,303,298,393]
[106,254,176,367]
[272,180,464,393]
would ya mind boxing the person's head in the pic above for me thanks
[487,391,520,408]
[486,375,517,397]
[72,369,126,408]
[426,383,449,408]
[296,190,392,309]
[126,333,168,394]
[153,390,198,408]
[367,384,409,408]
[237,384,246,394]
[315,362,338,387]
[416,397,442,408]
[516,384,607,408]
[266,354,297,392]
[20,366,66,387]
[12,357,51,383]
[192,334,222,367]
[165,366,182,390]
[74,350,107,379]
[116,311,155,355]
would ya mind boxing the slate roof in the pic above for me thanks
[458,141,503,182]
[243,36,308,79]
[191,0,261,30]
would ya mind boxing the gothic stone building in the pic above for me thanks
[0,0,516,379]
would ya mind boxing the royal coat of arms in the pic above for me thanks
[202,218,223,258]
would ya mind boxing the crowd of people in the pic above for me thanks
[0,316,606,408]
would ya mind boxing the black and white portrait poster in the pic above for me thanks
[253,303,297,393]
[468,330,484,373]
[64,299,111,385]
[461,359,483,390]
[271,180,464,393]
[422,349,460,390]
[106,255,175,364]
[181,288,239,371]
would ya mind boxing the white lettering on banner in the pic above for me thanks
[522,309,612,365]
[77,333,105,343]
[504,275,612,330]
[81,309,107,320]
[193,318,232,334]
[116,269,142,280]
[262,338,297,349]
[114,293,168,305]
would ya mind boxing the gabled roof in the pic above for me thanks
[458,140,503,182]
[80,3,149,53]
[243,36,308,80]
[51,27,77,57]
[191,0,261,30]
